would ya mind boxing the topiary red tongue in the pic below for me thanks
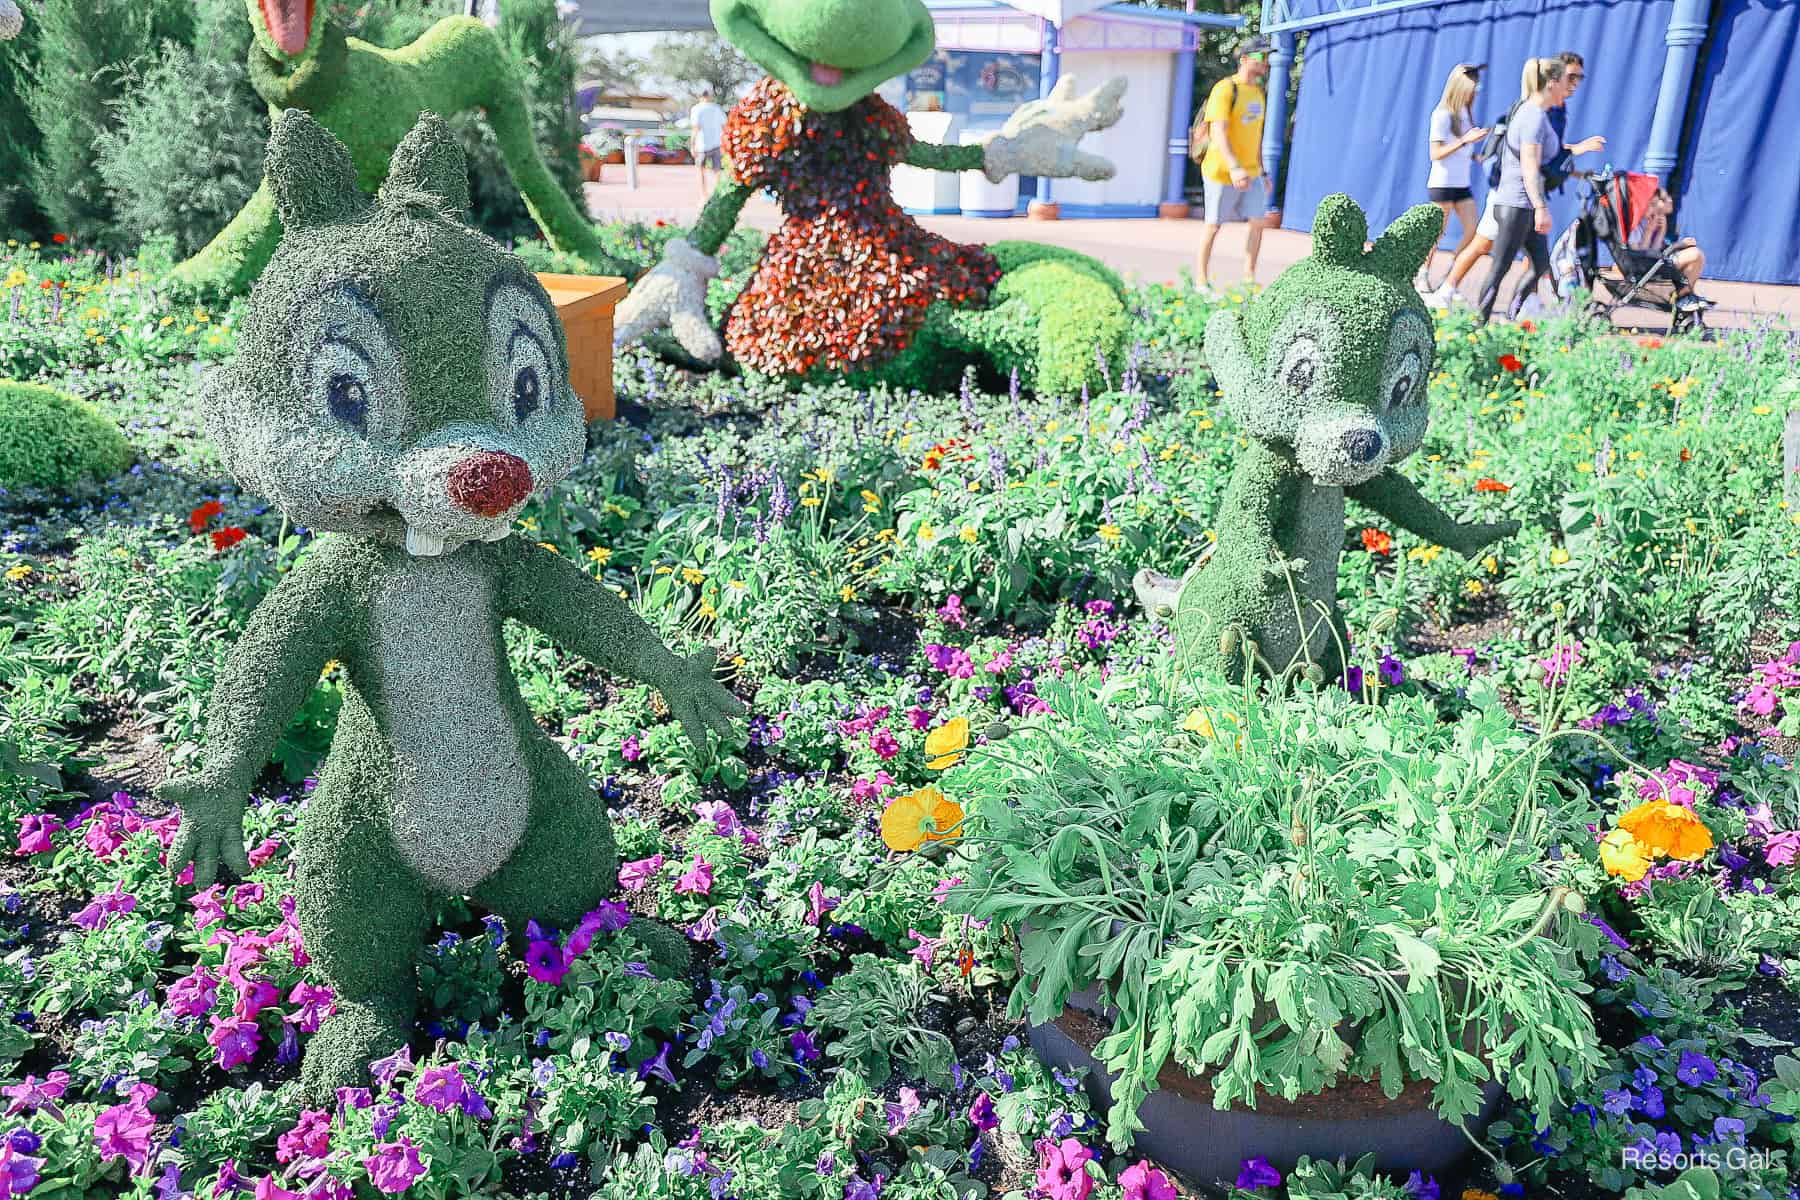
[259,0,313,56]
[809,62,844,87]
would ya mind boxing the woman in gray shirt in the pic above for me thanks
[1476,58,1572,323]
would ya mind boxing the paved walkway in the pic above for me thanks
[585,164,1798,330]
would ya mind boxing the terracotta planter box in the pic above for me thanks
[534,273,628,422]
[1030,987,1505,1187]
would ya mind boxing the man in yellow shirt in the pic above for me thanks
[1196,37,1271,286]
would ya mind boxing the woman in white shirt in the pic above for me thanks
[1424,64,1488,287]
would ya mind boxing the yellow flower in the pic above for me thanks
[2,268,28,288]
[319,659,340,679]
[1599,828,1651,881]
[958,526,977,544]
[1181,708,1239,740]
[729,579,747,591]
[1463,1191,1502,1200]
[860,489,881,511]
[1619,799,1713,861]
[924,718,970,770]
[1406,544,1444,565]
[537,541,559,554]
[1464,579,1484,596]
[1666,377,1693,399]
[1097,524,1122,543]
[806,466,836,484]
[881,787,964,852]
[697,601,717,619]
[158,314,174,327]
[1549,547,1571,566]
[839,585,858,602]
[917,523,936,545]
[1752,404,1772,416]
[800,496,823,508]
[586,546,612,565]
[681,567,705,585]
[4,564,33,583]
[1481,555,1498,575]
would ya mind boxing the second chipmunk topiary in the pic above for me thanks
[1145,195,1519,684]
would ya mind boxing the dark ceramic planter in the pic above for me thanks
[1029,987,1506,1187]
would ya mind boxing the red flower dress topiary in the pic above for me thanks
[720,77,1002,377]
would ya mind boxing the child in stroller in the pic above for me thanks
[1554,169,1713,333]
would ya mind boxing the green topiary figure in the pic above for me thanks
[160,109,744,1102]
[614,0,1130,394]
[0,381,133,490]
[1149,194,1519,684]
[169,0,620,294]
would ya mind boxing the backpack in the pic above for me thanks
[1478,100,1521,189]
[1189,80,1238,164]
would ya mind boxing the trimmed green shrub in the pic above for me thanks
[94,42,268,258]
[0,382,134,490]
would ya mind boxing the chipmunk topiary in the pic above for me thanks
[160,109,744,1101]
[1146,194,1519,684]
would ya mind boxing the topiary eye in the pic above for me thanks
[1278,336,1321,396]
[1389,375,1414,407]
[327,373,368,433]
[1287,359,1316,393]
[512,365,540,420]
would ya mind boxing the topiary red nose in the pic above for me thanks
[447,451,533,517]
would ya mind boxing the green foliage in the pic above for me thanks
[1227,1154,1417,1200]
[644,32,758,105]
[806,955,956,1088]
[954,661,1607,1149]
[92,42,268,258]
[0,381,133,490]
[21,0,198,242]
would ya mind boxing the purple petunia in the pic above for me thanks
[1235,1156,1283,1190]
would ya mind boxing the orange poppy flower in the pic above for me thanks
[957,947,975,977]
[1599,828,1650,881]
[1618,799,1713,861]
[1498,353,1524,372]
[1473,478,1511,493]
[880,787,964,852]
[924,718,970,770]
[1361,527,1393,556]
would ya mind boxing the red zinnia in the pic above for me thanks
[1519,319,1536,332]
[1474,478,1511,493]
[1361,527,1393,556]
[1636,335,1664,350]
[1498,353,1524,372]
[189,499,225,534]
[51,233,69,244]
[210,527,248,552]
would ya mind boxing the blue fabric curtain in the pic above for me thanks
[1677,0,1800,285]
[1282,0,1672,254]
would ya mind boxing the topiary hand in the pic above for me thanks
[657,646,747,762]
[1451,519,1521,557]
[613,237,723,363]
[982,75,1128,184]
[162,773,251,889]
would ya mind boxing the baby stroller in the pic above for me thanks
[1555,168,1711,334]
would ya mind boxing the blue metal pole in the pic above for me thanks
[1162,24,1199,210]
[1261,29,1297,217]
[1036,23,1061,208]
[1643,0,1709,182]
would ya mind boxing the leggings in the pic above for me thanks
[1476,204,1551,323]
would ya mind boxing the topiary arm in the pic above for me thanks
[905,142,985,173]
[161,541,351,886]
[494,539,744,755]
[1347,469,1520,557]
[691,177,752,257]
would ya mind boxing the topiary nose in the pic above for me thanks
[447,451,533,517]
[1341,429,1384,465]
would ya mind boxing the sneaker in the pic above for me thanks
[1675,293,1712,312]
[1424,282,1456,309]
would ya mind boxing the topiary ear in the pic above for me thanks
[383,112,471,217]
[267,108,367,229]
[1311,193,1368,266]
[1366,203,1445,282]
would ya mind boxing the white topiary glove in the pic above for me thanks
[982,76,1128,184]
[613,237,722,363]
[0,0,25,40]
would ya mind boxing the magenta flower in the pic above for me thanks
[252,1176,303,1200]
[231,882,266,910]
[1034,1138,1094,1200]
[621,733,643,762]
[968,1091,997,1132]
[674,856,714,896]
[693,799,742,838]
[1236,1156,1283,1189]
[884,1087,922,1134]
[1,1138,46,1196]
[937,594,968,628]
[247,836,283,867]
[1540,640,1584,686]
[907,929,941,971]
[931,876,964,904]
[618,854,664,890]
[190,885,227,931]
[208,1014,263,1070]
[414,1064,492,1119]
[287,981,336,1033]
[907,706,933,731]
[870,727,900,760]
[234,979,281,1021]
[364,1137,426,1194]
[805,880,839,926]
[276,1109,332,1165]
[14,814,56,856]
[1120,1160,1177,1200]
[566,901,632,959]
[525,940,570,985]
[71,881,137,931]
[165,968,220,1020]
[3,1071,69,1119]
[924,643,976,679]
[985,647,1013,674]
[93,1086,158,1173]
[1765,831,1800,868]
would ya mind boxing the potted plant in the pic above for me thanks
[946,663,1609,1185]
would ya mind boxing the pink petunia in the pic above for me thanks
[1034,1138,1095,1200]
[165,968,220,1020]
[208,1014,263,1070]
[3,1071,70,1118]
[14,814,57,856]
[286,981,336,1033]
[93,1085,158,1173]
[276,1109,331,1165]
[190,885,227,931]
[364,1137,426,1195]
[524,940,569,985]
[869,727,900,760]
[71,881,137,931]
[674,856,714,896]
[805,881,839,926]
[1764,831,1800,868]
[618,854,664,891]
[908,929,941,971]
[234,979,281,1021]
[693,799,741,838]
[246,836,283,867]
[1120,1161,1178,1200]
